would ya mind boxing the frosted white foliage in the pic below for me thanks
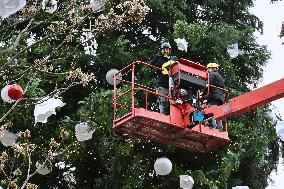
[83,40,98,56]
[154,157,172,176]
[174,38,188,52]
[26,33,36,47]
[80,29,98,56]
[34,97,65,123]
[55,161,76,171]
[106,69,122,85]
[0,130,18,146]
[0,0,26,17]
[180,175,194,189]
[75,123,94,142]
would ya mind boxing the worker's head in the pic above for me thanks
[207,63,219,72]
[160,42,171,56]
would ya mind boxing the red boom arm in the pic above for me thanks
[203,78,284,120]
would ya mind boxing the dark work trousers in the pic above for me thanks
[208,100,223,129]
[157,87,169,115]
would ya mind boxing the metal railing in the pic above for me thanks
[113,60,229,131]
[113,61,172,122]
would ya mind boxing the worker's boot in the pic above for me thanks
[210,119,217,129]
[216,120,223,131]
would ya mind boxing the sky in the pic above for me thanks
[251,0,284,188]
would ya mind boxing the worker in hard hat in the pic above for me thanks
[149,42,178,115]
[205,63,225,130]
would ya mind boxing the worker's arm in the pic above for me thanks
[200,72,213,99]
[208,72,214,84]
[149,54,161,66]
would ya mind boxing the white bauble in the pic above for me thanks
[154,157,172,176]
[106,69,122,85]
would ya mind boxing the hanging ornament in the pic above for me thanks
[0,0,26,17]
[227,43,239,59]
[90,0,104,13]
[34,97,65,123]
[1,85,14,103]
[174,38,188,52]
[0,129,19,147]
[42,0,57,13]
[106,69,122,85]
[276,121,284,141]
[80,29,98,57]
[83,39,98,56]
[154,157,172,176]
[180,175,194,189]
[36,161,51,175]
[26,33,36,47]
[8,84,23,100]
[55,161,66,169]
[1,84,23,103]
[75,123,94,142]
[232,186,249,189]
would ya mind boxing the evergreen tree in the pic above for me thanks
[0,0,280,189]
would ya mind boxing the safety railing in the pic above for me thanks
[113,61,172,122]
[113,60,229,132]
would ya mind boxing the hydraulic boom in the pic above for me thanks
[203,78,284,120]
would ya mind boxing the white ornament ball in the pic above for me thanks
[90,0,104,12]
[75,123,94,142]
[154,157,172,176]
[227,43,239,59]
[232,186,249,189]
[1,85,15,103]
[42,0,57,13]
[106,69,122,85]
[0,0,26,17]
[180,175,194,189]
[0,130,18,147]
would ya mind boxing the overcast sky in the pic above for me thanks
[251,0,284,188]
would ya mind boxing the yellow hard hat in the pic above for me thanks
[206,63,219,68]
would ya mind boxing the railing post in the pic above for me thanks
[224,118,228,131]
[113,73,117,122]
[145,91,148,110]
[177,62,181,98]
[131,64,135,114]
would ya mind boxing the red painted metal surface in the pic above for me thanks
[113,60,230,153]
[114,108,229,152]
[203,78,284,120]
[113,60,284,152]
[172,64,206,80]
[179,58,207,71]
